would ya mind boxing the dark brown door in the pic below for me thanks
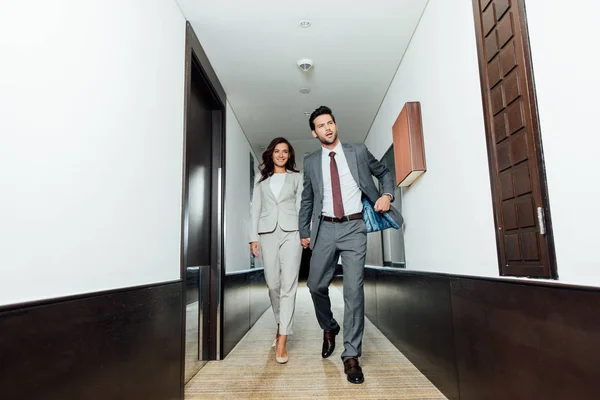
[182,63,215,384]
[186,75,213,270]
[472,0,556,278]
[181,23,227,383]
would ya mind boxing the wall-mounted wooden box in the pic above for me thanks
[392,101,426,187]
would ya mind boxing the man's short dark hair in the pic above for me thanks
[309,106,335,131]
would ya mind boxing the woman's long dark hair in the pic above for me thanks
[258,137,299,183]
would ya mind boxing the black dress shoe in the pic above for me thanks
[321,325,340,358]
[343,358,364,384]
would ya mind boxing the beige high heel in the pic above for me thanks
[276,354,289,364]
[275,335,288,364]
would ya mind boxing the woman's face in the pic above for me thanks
[272,142,290,169]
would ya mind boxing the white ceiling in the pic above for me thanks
[176,0,428,165]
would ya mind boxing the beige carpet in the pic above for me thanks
[185,280,447,399]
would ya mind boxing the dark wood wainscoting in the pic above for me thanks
[365,268,459,399]
[364,267,600,400]
[452,278,600,400]
[0,281,183,400]
[223,269,270,357]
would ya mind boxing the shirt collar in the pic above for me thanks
[322,141,343,156]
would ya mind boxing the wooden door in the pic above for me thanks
[472,0,556,278]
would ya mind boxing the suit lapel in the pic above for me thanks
[314,151,324,198]
[342,143,360,187]
[263,176,277,202]
[265,172,291,203]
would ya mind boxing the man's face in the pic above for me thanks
[311,114,338,146]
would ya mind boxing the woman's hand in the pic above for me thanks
[250,241,260,258]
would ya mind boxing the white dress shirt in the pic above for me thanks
[321,142,363,217]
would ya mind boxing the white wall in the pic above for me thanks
[225,102,262,272]
[0,0,186,305]
[526,1,600,287]
[365,0,499,277]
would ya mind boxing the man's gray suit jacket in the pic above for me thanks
[299,142,403,249]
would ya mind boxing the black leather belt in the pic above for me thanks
[322,212,363,223]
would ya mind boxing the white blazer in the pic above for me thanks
[249,171,303,242]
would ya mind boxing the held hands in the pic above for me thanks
[250,241,260,258]
[300,238,310,249]
[374,194,392,213]
[298,195,391,249]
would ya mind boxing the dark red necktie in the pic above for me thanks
[329,152,345,219]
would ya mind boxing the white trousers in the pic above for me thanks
[259,225,302,335]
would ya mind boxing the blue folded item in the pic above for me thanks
[362,197,400,233]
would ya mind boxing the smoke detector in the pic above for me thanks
[299,87,310,94]
[297,58,313,72]
[299,20,312,28]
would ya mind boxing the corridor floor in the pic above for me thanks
[185,281,447,399]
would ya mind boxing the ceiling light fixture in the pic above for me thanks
[299,20,312,28]
[297,58,313,72]
[299,87,310,94]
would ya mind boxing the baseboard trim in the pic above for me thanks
[0,279,182,312]
[382,261,406,269]
[365,266,599,292]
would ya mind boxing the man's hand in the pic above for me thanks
[374,194,392,213]
[250,241,260,258]
[301,237,311,249]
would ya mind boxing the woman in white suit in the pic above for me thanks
[249,137,303,364]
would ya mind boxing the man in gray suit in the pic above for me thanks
[299,105,402,384]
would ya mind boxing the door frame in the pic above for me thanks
[180,21,227,389]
